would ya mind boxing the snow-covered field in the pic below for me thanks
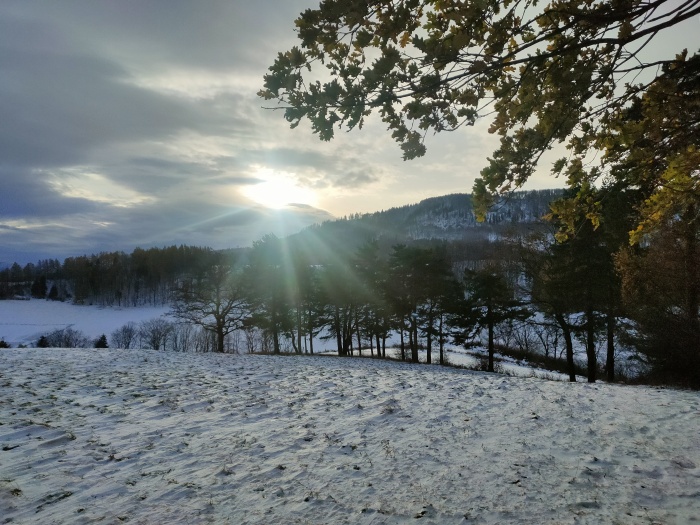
[1,349,698,524]
[0,299,576,382]
[0,300,170,347]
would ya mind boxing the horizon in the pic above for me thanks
[2,187,561,267]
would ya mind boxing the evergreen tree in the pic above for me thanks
[30,275,47,299]
[617,207,700,387]
[245,235,294,354]
[94,334,109,348]
[464,265,529,373]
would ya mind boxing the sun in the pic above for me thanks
[243,168,317,209]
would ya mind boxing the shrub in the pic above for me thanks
[40,328,90,348]
[111,322,137,349]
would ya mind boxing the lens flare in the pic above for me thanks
[243,168,316,209]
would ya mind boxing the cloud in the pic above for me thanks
[0,0,552,265]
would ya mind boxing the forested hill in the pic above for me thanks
[1,189,563,305]
[287,189,563,258]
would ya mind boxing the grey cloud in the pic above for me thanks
[332,169,380,188]
[0,47,196,169]
[0,169,100,218]
[1,0,313,72]
[0,1,414,266]
[238,147,381,189]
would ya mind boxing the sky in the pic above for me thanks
[1,1,698,266]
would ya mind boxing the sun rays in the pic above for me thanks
[243,167,317,209]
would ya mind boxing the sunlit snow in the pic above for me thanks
[1,349,698,524]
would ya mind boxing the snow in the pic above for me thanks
[1,349,699,524]
[0,300,170,347]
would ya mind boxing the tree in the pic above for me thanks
[0,339,11,349]
[549,58,697,380]
[245,235,294,354]
[524,232,580,382]
[320,261,361,357]
[552,53,700,241]
[111,322,138,349]
[387,245,425,362]
[139,318,173,351]
[408,246,461,364]
[171,264,249,353]
[94,334,109,349]
[464,264,528,372]
[353,240,392,358]
[31,275,47,299]
[40,327,90,348]
[260,0,699,219]
[617,200,700,387]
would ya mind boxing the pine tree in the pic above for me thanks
[464,265,529,373]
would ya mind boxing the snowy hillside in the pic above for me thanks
[1,349,698,524]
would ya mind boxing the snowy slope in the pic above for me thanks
[1,349,698,524]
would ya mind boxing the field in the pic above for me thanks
[1,349,699,524]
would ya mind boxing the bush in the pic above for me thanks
[111,322,137,349]
[0,339,10,349]
[39,327,90,348]
[139,318,173,350]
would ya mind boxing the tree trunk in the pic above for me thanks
[487,305,495,372]
[334,306,343,356]
[411,316,419,363]
[216,324,225,354]
[685,205,699,328]
[555,312,576,382]
[400,325,405,361]
[273,327,280,354]
[426,312,433,365]
[606,312,615,382]
[296,305,302,354]
[439,314,445,365]
[308,324,314,355]
[586,306,597,383]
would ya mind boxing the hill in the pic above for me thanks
[287,189,562,261]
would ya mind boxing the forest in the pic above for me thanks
[1,189,697,388]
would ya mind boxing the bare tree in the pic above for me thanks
[139,318,173,350]
[170,265,249,353]
[110,321,138,349]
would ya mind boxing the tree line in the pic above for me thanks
[2,187,698,388]
[256,0,700,388]
[170,198,697,388]
[3,193,698,389]
[0,245,233,306]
